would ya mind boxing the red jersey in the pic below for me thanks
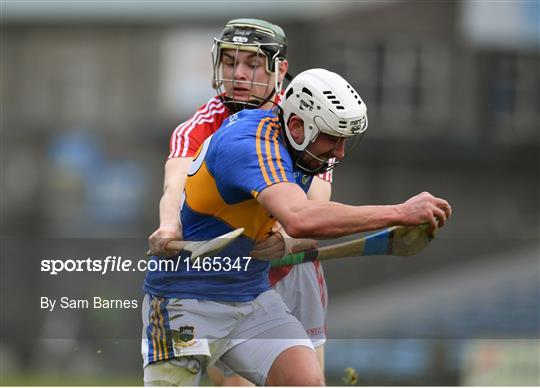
[168,95,332,285]
[169,97,228,159]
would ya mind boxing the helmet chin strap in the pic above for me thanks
[294,149,336,176]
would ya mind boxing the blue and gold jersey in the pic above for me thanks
[144,109,313,301]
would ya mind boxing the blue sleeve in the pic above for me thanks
[211,115,295,202]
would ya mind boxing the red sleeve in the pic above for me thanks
[168,97,228,158]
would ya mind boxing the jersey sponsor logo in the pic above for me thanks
[302,174,310,185]
[225,113,239,127]
[172,326,196,349]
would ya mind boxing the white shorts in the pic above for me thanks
[273,261,328,347]
[141,290,314,385]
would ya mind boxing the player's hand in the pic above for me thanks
[288,237,318,254]
[250,228,286,260]
[250,225,318,260]
[399,191,452,233]
[148,224,183,256]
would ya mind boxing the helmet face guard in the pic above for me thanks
[212,19,287,112]
[293,132,365,175]
[212,42,282,112]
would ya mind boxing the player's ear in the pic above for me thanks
[287,114,305,144]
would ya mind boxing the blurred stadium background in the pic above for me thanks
[1,0,539,385]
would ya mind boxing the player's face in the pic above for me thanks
[220,49,275,106]
[301,133,346,171]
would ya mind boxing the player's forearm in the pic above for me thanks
[157,157,192,230]
[284,201,403,239]
[158,188,183,229]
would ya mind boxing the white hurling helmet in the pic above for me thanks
[280,68,368,151]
